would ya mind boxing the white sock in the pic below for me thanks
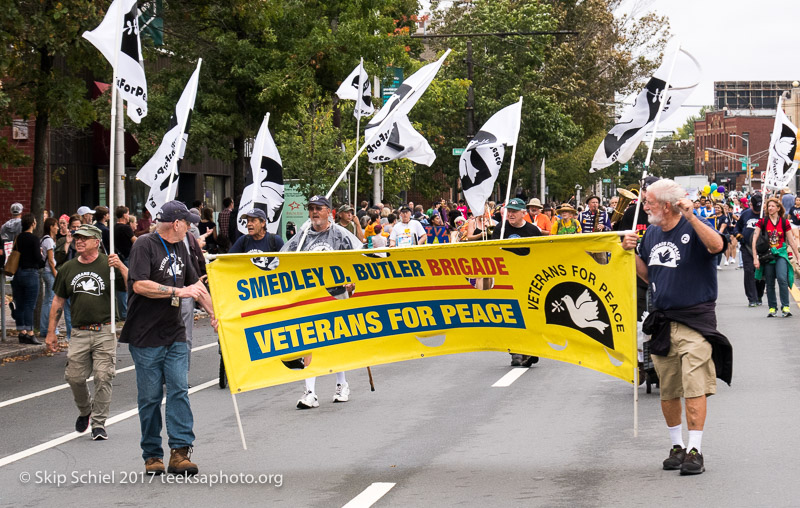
[668,424,685,448]
[304,377,316,394]
[336,372,347,385]
[687,430,703,453]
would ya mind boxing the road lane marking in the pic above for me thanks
[342,482,396,508]
[0,378,218,468]
[0,342,218,409]
[491,367,529,387]
[790,284,800,309]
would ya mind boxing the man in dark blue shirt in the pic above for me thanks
[734,194,765,306]
[622,179,730,476]
[229,208,284,270]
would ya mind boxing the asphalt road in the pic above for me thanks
[1,264,799,507]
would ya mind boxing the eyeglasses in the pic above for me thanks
[73,237,97,243]
[307,205,327,212]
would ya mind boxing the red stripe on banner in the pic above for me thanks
[239,284,515,317]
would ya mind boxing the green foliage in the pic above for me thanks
[674,105,712,140]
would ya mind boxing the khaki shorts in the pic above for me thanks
[652,322,716,401]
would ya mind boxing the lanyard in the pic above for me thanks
[157,234,178,287]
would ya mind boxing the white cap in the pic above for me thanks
[10,203,23,214]
[77,206,95,216]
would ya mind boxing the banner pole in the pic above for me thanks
[108,0,124,336]
[295,49,452,251]
[231,392,247,450]
[632,43,681,229]
[354,112,360,208]
[499,96,523,239]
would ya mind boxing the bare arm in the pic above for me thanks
[45,295,66,351]
[675,199,724,254]
[46,249,56,275]
[621,232,648,283]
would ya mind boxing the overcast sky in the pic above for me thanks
[420,0,800,134]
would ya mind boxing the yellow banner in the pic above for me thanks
[207,234,637,394]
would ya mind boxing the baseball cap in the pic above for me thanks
[10,203,23,214]
[399,205,411,212]
[308,195,331,208]
[337,204,354,214]
[641,176,660,190]
[156,200,201,223]
[239,208,267,221]
[506,198,527,211]
[77,206,95,216]
[72,224,102,239]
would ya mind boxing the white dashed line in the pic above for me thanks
[342,482,396,508]
[491,367,529,387]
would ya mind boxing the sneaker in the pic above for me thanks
[510,354,523,367]
[723,259,729,266]
[521,355,540,367]
[782,306,792,317]
[680,447,705,475]
[662,445,686,470]
[91,427,108,440]
[748,302,758,307]
[756,301,763,306]
[145,457,165,475]
[333,382,350,403]
[75,413,90,433]
[768,308,777,317]
[297,390,319,409]
[716,265,721,271]
[168,447,198,475]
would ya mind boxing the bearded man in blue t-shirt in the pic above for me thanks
[621,179,733,476]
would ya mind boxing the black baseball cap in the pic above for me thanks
[156,200,201,223]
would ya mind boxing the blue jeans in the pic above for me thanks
[40,269,56,336]
[129,342,194,460]
[763,257,790,309]
[11,268,39,331]
[115,259,128,320]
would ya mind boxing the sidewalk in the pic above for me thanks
[1,277,64,362]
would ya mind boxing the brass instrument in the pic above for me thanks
[593,207,601,232]
[611,187,638,223]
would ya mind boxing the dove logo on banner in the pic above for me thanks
[590,48,701,172]
[765,97,799,190]
[83,0,148,122]
[237,114,285,235]
[545,281,613,349]
[459,101,522,215]
[336,61,374,119]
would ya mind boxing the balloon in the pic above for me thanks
[718,186,726,193]
[710,183,718,192]
[702,185,711,195]
[712,191,721,199]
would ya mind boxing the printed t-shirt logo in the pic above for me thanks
[648,241,680,268]
[247,248,278,271]
[159,254,185,277]
[71,272,105,296]
[545,281,613,349]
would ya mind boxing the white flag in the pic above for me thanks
[363,50,450,165]
[764,97,799,190]
[237,114,285,235]
[136,62,201,216]
[83,0,148,123]
[459,101,523,215]
[590,48,701,172]
[336,61,374,119]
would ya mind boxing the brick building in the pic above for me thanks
[0,121,49,224]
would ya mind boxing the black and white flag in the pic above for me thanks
[363,50,450,166]
[459,101,522,215]
[336,60,374,119]
[590,48,700,172]
[764,97,799,190]
[237,114,284,235]
[83,0,148,123]
[136,62,201,216]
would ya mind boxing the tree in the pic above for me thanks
[0,0,100,225]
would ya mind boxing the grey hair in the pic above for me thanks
[646,179,686,207]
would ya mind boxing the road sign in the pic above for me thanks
[602,178,612,183]
[621,164,628,172]
[739,157,747,163]
[761,171,766,181]
[751,163,759,168]
[452,148,465,156]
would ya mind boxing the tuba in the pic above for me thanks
[611,187,638,223]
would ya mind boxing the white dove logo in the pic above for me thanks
[71,272,104,296]
[555,289,609,334]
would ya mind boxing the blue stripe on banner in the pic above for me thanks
[244,299,526,361]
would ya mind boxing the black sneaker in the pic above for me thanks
[75,413,91,433]
[510,354,523,367]
[662,445,686,470]
[680,447,705,475]
[521,355,539,367]
[91,427,108,440]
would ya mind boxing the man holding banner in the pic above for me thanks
[622,179,732,476]
[120,201,216,476]
[281,196,361,409]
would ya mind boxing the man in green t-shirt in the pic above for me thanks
[45,224,128,441]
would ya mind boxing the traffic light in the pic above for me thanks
[704,150,709,162]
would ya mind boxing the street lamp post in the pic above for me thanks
[729,134,750,193]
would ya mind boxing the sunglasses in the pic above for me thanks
[307,205,327,212]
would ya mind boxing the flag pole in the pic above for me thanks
[166,58,203,203]
[499,96,524,239]
[631,43,681,229]
[354,57,364,208]
[231,392,247,450]
[295,50,452,251]
[108,0,125,336]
